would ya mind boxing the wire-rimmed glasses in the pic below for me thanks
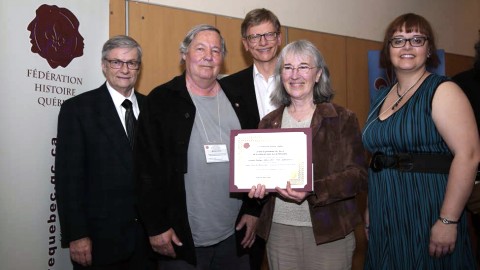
[281,64,317,76]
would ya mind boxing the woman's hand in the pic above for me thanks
[248,184,267,199]
[275,181,310,203]
[429,220,457,258]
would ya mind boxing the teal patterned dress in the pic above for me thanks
[362,73,476,269]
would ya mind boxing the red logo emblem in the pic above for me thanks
[27,4,84,68]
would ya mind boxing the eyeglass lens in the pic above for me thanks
[390,37,427,48]
[106,59,140,70]
[247,32,278,43]
[282,65,315,75]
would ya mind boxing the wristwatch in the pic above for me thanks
[438,216,459,224]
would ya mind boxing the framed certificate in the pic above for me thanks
[229,128,313,192]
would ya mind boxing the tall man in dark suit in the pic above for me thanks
[55,35,155,270]
[452,33,480,267]
[220,8,282,123]
[219,9,282,270]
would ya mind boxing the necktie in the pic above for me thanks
[121,99,136,148]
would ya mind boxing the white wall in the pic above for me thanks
[0,1,109,269]
[134,0,480,57]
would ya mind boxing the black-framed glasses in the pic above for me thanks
[282,65,317,76]
[104,59,141,70]
[389,36,429,48]
[246,32,279,43]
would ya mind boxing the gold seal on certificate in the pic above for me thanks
[229,128,313,192]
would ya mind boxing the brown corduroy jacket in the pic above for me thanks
[256,102,368,244]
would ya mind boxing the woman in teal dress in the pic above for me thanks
[362,13,480,269]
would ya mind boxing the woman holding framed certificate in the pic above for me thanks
[248,40,368,270]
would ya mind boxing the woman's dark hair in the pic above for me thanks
[380,13,440,71]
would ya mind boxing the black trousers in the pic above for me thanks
[249,237,266,270]
[72,223,156,270]
[158,234,249,270]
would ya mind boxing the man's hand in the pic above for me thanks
[69,237,92,266]
[236,214,258,248]
[149,228,183,258]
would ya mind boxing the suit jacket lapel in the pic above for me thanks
[241,66,260,123]
[94,84,133,169]
[135,91,145,110]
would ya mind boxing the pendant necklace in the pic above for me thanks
[392,69,427,110]
[362,69,427,138]
[395,85,402,98]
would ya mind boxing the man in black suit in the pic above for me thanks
[452,34,480,128]
[220,8,282,123]
[452,33,480,267]
[219,9,282,270]
[55,35,155,270]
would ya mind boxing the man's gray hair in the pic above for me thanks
[101,35,142,62]
[179,24,227,64]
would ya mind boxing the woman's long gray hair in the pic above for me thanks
[271,40,334,106]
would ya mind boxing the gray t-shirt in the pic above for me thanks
[185,89,242,247]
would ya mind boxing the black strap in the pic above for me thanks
[370,152,480,179]
[370,152,452,173]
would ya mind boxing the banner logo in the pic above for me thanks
[27,4,84,69]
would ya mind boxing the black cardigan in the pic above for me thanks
[134,73,260,265]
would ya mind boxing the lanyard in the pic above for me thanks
[188,90,222,143]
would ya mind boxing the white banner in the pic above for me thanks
[0,1,109,269]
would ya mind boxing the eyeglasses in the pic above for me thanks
[389,36,428,48]
[245,32,279,43]
[282,65,317,76]
[104,59,141,70]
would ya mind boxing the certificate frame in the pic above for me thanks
[229,128,313,192]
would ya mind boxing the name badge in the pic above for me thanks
[204,144,229,163]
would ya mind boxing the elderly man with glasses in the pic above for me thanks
[56,35,155,270]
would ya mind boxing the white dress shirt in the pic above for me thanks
[106,82,139,134]
[253,64,278,119]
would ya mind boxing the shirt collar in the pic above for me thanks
[106,82,137,108]
[253,63,275,79]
